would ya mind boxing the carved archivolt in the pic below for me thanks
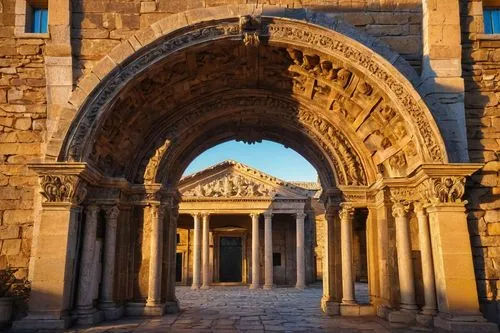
[60,16,447,189]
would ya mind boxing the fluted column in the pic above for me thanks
[340,204,355,304]
[76,205,100,315]
[201,213,210,289]
[146,204,164,307]
[263,211,273,289]
[414,202,437,315]
[296,211,306,289]
[100,206,120,308]
[250,213,260,289]
[192,213,201,289]
[392,202,418,311]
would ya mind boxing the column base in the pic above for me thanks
[387,310,416,328]
[165,300,179,314]
[201,284,210,290]
[295,284,306,290]
[75,307,104,326]
[376,304,392,319]
[416,312,435,329]
[263,284,274,290]
[249,284,260,289]
[12,313,71,330]
[321,297,340,316]
[434,314,499,333]
[340,303,375,316]
[99,303,124,321]
[191,284,200,290]
[125,302,165,317]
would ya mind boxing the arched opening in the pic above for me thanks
[20,8,491,332]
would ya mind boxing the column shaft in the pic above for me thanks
[100,206,120,306]
[415,203,437,315]
[192,213,201,289]
[392,202,418,311]
[296,212,306,289]
[147,204,163,306]
[250,213,260,289]
[264,212,273,289]
[340,205,355,304]
[76,205,99,312]
[202,213,210,289]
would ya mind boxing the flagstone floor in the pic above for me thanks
[52,284,407,332]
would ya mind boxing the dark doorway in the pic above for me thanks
[219,236,242,282]
[176,253,182,282]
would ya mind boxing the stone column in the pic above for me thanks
[192,213,202,289]
[76,204,101,324]
[146,204,164,307]
[263,211,273,289]
[321,207,341,315]
[340,204,355,304]
[250,213,260,289]
[414,202,437,316]
[201,213,210,289]
[99,206,120,318]
[296,211,306,289]
[165,203,179,313]
[392,202,418,312]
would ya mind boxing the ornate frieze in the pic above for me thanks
[183,174,276,198]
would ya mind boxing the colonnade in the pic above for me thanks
[190,211,307,289]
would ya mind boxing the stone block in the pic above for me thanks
[485,210,500,223]
[488,223,500,236]
[1,239,22,255]
[3,210,33,225]
[0,226,20,240]
[108,40,135,65]
[140,2,157,13]
[14,117,32,130]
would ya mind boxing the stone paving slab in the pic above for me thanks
[17,285,423,333]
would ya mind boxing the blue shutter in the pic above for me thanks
[484,10,493,34]
[32,8,48,33]
[492,10,500,33]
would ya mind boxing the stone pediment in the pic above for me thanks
[179,161,310,200]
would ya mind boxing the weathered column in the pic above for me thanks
[99,206,121,319]
[192,213,202,289]
[146,204,164,307]
[424,176,497,332]
[392,202,418,312]
[165,202,179,313]
[76,204,101,324]
[340,204,355,304]
[250,213,260,289]
[414,202,437,316]
[201,213,210,289]
[366,206,380,305]
[321,206,341,315]
[263,211,273,289]
[296,211,306,289]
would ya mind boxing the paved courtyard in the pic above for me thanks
[55,284,405,333]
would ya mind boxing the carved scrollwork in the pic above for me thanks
[421,177,466,204]
[392,201,410,218]
[39,175,87,203]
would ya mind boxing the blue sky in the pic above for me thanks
[183,140,318,182]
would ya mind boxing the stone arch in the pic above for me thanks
[47,5,448,192]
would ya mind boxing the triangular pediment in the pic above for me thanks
[179,161,311,200]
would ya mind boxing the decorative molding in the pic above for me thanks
[39,175,87,204]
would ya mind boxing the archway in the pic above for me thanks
[20,6,493,332]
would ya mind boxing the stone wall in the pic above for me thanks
[70,0,423,83]
[461,0,500,324]
[0,0,46,285]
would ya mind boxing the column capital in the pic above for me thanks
[392,202,410,218]
[295,211,307,220]
[201,212,210,219]
[191,212,201,219]
[86,204,100,215]
[249,212,260,219]
[263,211,273,219]
[413,201,426,215]
[419,176,466,205]
[339,204,354,221]
[105,205,120,221]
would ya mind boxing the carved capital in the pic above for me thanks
[39,175,87,204]
[295,212,307,220]
[249,212,260,220]
[105,206,120,221]
[421,176,466,204]
[392,202,409,218]
[339,204,354,221]
[86,204,100,219]
[413,201,426,215]
[263,211,273,219]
